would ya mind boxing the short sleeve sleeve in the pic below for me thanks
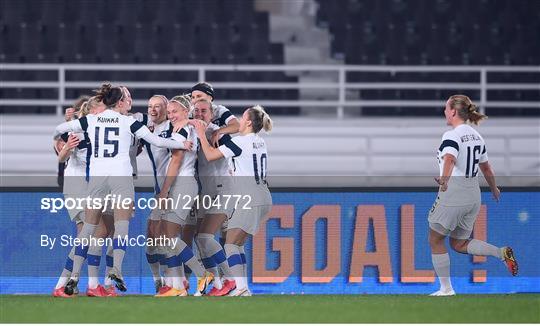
[438,131,460,158]
[218,137,243,158]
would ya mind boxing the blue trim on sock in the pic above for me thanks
[202,257,217,269]
[184,265,192,274]
[74,245,89,258]
[106,255,113,268]
[211,250,227,265]
[178,247,195,263]
[240,253,246,264]
[64,257,74,272]
[227,254,243,267]
[159,255,168,266]
[168,255,182,268]
[113,238,127,251]
[146,253,161,264]
[87,254,101,266]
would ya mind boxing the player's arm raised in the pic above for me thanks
[53,118,85,140]
[211,110,239,147]
[131,121,192,150]
[192,120,225,161]
[57,134,80,163]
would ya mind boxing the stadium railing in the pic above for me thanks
[1,64,539,117]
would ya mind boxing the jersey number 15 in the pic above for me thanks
[94,126,119,158]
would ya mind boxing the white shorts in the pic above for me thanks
[428,199,481,240]
[162,179,198,226]
[86,176,135,205]
[199,177,235,217]
[228,204,272,235]
[63,194,85,224]
[63,176,88,224]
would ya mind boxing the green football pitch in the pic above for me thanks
[1,294,539,323]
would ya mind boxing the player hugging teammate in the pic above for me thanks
[51,82,274,297]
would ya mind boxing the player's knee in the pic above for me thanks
[449,238,467,253]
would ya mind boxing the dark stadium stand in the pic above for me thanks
[0,0,297,115]
[0,0,538,116]
[317,0,540,66]
[314,0,540,116]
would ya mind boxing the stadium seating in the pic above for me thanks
[316,0,540,66]
[0,0,298,115]
[315,0,540,116]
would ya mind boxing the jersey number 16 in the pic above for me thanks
[465,145,481,178]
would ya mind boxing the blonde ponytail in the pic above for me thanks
[247,105,272,133]
[449,95,487,125]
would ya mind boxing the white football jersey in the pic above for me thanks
[143,119,172,192]
[129,112,150,177]
[56,110,151,176]
[219,133,268,182]
[60,132,90,177]
[197,122,232,177]
[218,132,271,206]
[437,124,488,178]
[170,124,198,177]
[211,104,235,127]
[436,123,488,205]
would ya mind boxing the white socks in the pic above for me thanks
[172,239,206,277]
[146,246,162,283]
[225,243,247,290]
[87,242,103,289]
[55,247,75,289]
[196,233,232,288]
[432,253,453,292]
[112,220,129,273]
[70,222,98,280]
[467,239,502,260]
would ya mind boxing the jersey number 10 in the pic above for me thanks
[252,153,267,185]
[465,145,481,178]
[94,127,119,158]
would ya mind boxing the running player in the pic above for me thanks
[428,95,518,296]
[192,105,273,296]
[53,83,192,295]
[154,95,213,296]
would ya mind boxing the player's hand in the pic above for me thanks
[434,177,448,192]
[156,191,170,210]
[191,119,207,136]
[64,134,80,150]
[65,107,76,121]
[183,140,193,151]
[491,187,501,202]
[210,130,221,148]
